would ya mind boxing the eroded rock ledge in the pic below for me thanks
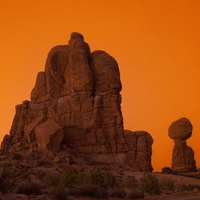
[1,32,153,172]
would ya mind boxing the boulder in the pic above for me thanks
[35,119,63,152]
[168,117,192,140]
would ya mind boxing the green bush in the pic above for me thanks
[84,156,101,165]
[44,167,83,189]
[124,176,138,189]
[35,170,46,180]
[178,184,200,192]
[161,178,175,192]
[16,163,27,169]
[49,185,68,200]
[60,168,84,188]
[68,186,108,198]
[0,163,15,193]
[0,149,6,155]
[36,159,53,167]
[44,172,60,188]
[161,167,177,175]
[127,190,144,199]
[110,188,127,198]
[12,152,23,160]
[17,181,43,195]
[139,173,161,195]
[69,156,75,165]
[84,168,116,188]
[44,170,71,200]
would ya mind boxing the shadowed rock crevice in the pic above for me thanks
[1,32,153,172]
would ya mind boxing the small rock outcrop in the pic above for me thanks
[168,117,197,172]
[1,32,153,172]
[124,131,153,171]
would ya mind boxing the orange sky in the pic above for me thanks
[0,0,200,171]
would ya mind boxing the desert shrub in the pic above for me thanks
[44,167,83,189]
[103,170,117,188]
[127,190,144,199]
[17,181,43,195]
[84,156,102,166]
[124,176,138,189]
[69,156,75,165]
[68,186,108,198]
[12,152,23,160]
[178,184,200,192]
[139,173,161,195]
[1,162,12,168]
[0,163,15,193]
[44,171,69,200]
[44,172,61,188]
[61,168,84,188]
[48,185,68,200]
[161,167,177,175]
[0,149,6,155]
[161,167,171,174]
[161,178,175,192]
[16,163,26,169]
[110,188,127,198]
[35,170,46,180]
[84,167,116,188]
[19,145,29,151]
[114,178,124,188]
[16,163,30,175]
[36,159,53,167]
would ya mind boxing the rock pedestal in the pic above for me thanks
[168,117,196,172]
[1,32,153,172]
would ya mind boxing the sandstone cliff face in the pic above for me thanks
[168,117,196,172]
[1,32,153,172]
[124,130,153,171]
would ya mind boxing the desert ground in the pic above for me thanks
[1,153,200,200]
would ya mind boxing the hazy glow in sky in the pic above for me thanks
[0,0,200,171]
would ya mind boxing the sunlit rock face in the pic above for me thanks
[1,32,153,172]
[169,117,197,172]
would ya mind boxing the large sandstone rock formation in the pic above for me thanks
[1,32,153,172]
[168,117,196,172]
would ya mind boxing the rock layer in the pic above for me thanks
[168,117,196,172]
[1,32,153,172]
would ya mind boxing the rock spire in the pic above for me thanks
[1,32,153,172]
[168,117,196,172]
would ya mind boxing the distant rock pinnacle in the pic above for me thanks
[168,117,196,172]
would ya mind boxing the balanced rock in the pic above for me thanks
[168,117,196,172]
[1,32,153,172]
[168,117,192,140]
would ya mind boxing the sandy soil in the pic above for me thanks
[145,196,200,200]
[67,195,200,200]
